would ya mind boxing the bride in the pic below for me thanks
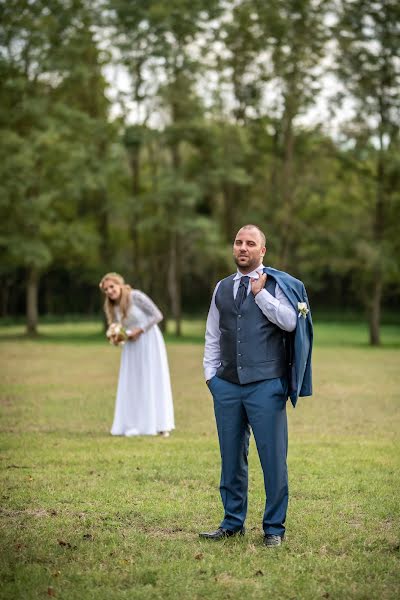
[99,272,175,437]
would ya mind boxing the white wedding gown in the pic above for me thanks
[110,290,175,436]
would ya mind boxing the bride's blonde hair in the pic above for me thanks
[99,272,133,325]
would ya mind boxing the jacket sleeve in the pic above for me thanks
[264,269,313,404]
[298,284,313,397]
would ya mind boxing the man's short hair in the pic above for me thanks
[238,224,266,247]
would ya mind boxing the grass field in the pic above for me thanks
[0,320,399,599]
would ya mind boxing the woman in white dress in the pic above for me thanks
[99,272,175,437]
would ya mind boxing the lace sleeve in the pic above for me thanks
[133,290,163,332]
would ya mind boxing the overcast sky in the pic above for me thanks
[101,9,355,141]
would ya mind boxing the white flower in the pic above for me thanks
[298,302,309,319]
[106,323,127,345]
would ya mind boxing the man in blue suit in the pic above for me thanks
[200,224,313,546]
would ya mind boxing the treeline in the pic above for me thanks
[1,0,399,344]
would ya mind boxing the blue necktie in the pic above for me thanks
[235,276,250,310]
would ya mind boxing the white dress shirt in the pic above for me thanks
[203,265,297,381]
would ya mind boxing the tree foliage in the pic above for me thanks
[1,0,399,342]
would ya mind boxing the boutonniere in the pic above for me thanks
[298,302,309,319]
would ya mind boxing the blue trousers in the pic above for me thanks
[208,375,288,536]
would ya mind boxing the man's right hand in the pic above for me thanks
[251,271,267,296]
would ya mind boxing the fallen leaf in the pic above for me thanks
[47,586,56,596]
[194,553,204,560]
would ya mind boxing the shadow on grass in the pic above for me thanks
[314,339,400,349]
[0,332,105,345]
[314,322,400,349]
[1,320,399,348]
[0,332,205,345]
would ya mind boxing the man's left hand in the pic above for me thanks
[251,271,267,296]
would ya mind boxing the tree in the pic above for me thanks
[109,0,221,334]
[335,0,400,344]
[0,0,122,333]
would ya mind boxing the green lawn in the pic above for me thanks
[0,321,399,599]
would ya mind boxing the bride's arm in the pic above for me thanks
[133,290,163,332]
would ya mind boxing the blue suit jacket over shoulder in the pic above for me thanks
[263,267,313,407]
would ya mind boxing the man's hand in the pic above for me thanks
[250,271,267,296]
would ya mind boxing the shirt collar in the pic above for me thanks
[233,264,265,281]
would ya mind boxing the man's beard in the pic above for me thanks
[234,255,259,271]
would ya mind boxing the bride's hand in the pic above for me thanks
[128,327,144,341]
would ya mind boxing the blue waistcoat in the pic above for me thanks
[215,275,287,385]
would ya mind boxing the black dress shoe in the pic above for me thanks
[199,527,245,540]
[263,534,284,547]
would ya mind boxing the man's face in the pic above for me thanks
[102,279,122,302]
[233,228,266,273]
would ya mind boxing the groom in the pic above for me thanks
[201,224,313,546]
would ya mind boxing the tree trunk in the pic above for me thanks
[0,277,11,317]
[98,196,112,267]
[26,267,39,336]
[97,204,111,336]
[169,132,182,337]
[369,119,386,346]
[269,125,280,204]
[167,231,181,336]
[223,183,237,242]
[369,274,382,346]
[280,101,295,270]
[130,148,141,281]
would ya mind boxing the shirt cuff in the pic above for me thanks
[204,368,217,381]
[254,288,279,308]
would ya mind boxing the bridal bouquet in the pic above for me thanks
[106,323,128,346]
